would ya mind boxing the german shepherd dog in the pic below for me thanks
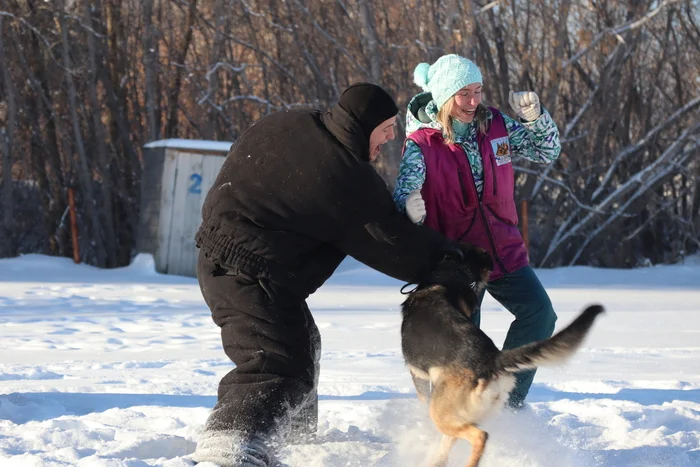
[400,245,604,467]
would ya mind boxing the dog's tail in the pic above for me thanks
[495,305,604,374]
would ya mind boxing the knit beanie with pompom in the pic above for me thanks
[413,54,483,110]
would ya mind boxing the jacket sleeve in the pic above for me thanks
[504,109,561,164]
[332,165,451,283]
[392,140,427,213]
[333,206,451,283]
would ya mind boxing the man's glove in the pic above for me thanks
[406,190,426,224]
[508,91,541,122]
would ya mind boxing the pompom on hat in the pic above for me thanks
[413,54,483,110]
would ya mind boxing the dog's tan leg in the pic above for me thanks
[459,425,488,467]
[429,434,457,467]
[430,424,488,467]
[428,369,487,467]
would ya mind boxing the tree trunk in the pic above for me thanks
[84,0,117,267]
[200,0,227,140]
[143,0,159,141]
[18,3,68,256]
[358,0,381,83]
[0,16,16,257]
[543,0,572,111]
[164,0,198,138]
[58,4,106,266]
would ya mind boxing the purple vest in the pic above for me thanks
[408,108,528,280]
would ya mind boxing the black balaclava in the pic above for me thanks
[337,83,399,138]
[323,82,399,162]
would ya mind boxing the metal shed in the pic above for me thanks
[137,138,233,277]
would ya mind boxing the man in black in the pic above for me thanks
[192,83,458,466]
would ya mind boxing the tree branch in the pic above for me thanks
[562,0,683,69]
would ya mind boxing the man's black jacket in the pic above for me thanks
[195,104,450,298]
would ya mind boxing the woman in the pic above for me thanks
[393,54,561,409]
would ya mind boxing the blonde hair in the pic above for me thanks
[436,96,490,145]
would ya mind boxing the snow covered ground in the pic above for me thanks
[1,253,700,466]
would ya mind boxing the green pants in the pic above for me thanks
[474,266,557,408]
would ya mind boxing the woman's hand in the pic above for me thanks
[406,190,427,224]
[508,91,541,122]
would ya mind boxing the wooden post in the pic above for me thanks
[68,187,80,264]
[521,199,529,256]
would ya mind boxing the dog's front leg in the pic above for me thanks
[461,425,488,467]
[430,434,457,467]
[431,426,488,467]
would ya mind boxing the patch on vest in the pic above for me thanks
[491,137,511,166]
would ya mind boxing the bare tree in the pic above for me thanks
[358,0,381,83]
[143,0,159,142]
[84,0,117,267]
[164,0,197,137]
[0,0,697,270]
[58,1,106,266]
[0,15,16,258]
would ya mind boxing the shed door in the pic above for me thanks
[157,150,226,276]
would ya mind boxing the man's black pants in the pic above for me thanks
[197,251,321,440]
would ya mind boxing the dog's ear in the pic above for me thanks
[439,244,464,262]
[457,243,494,272]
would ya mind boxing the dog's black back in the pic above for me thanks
[401,250,604,381]
[401,291,500,381]
[401,253,500,380]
